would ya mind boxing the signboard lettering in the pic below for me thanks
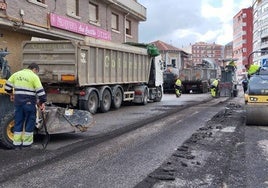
[50,13,111,41]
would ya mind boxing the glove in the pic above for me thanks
[39,103,46,112]
[9,94,14,102]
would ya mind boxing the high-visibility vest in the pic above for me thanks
[248,64,260,76]
[175,79,182,86]
[4,69,46,105]
[211,79,219,87]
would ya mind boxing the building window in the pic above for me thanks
[171,59,176,67]
[89,2,98,22]
[125,19,131,35]
[67,0,79,16]
[112,13,119,31]
[27,0,47,7]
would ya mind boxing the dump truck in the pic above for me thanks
[163,58,218,94]
[180,58,218,94]
[179,66,217,94]
[21,39,164,114]
[163,61,217,94]
[0,48,95,149]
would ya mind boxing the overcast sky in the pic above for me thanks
[138,0,253,48]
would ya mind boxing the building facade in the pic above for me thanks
[223,42,233,60]
[252,0,268,65]
[233,7,253,75]
[151,40,189,74]
[0,0,145,71]
[191,42,223,67]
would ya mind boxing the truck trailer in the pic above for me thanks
[22,39,164,114]
[180,67,217,93]
[162,58,218,94]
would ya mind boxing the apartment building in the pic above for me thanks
[252,0,268,65]
[233,7,253,75]
[191,42,223,66]
[0,0,146,71]
[223,42,233,60]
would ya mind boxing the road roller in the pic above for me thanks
[245,69,268,125]
[245,50,268,125]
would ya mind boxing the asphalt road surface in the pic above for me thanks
[0,93,230,188]
[2,89,268,188]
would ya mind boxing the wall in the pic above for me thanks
[0,0,141,72]
[0,29,31,72]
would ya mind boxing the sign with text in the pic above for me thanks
[50,13,111,41]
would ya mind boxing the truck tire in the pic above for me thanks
[143,88,148,105]
[112,87,123,109]
[0,112,14,149]
[81,91,99,114]
[100,89,112,113]
[154,87,163,102]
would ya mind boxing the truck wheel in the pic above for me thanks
[143,89,148,105]
[0,112,14,149]
[154,87,163,102]
[100,89,112,113]
[81,91,99,114]
[112,87,123,109]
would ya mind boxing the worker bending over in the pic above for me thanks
[174,76,182,98]
[210,79,220,97]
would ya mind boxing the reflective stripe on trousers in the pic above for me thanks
[14,103,36,146]
[13,131,34,146]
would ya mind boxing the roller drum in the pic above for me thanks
[245,104,268,126]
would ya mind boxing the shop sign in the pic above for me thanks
[50,13,111,41]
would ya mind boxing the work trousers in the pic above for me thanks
[13,103,36,146]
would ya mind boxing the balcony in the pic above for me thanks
[106,0,146,21]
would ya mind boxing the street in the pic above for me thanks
[1,89,268,188]
[0,1,265,188]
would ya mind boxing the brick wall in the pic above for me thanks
[0,0,141,71]
[3,0,139,43]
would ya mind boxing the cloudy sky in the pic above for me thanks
[138,0,253,48]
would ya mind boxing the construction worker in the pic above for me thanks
[4,63,46,149]
[210,78,220,97]
[242,79,248,93]
[174,76,182,98]
[245,64,260,79]
[228,60,237,69]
